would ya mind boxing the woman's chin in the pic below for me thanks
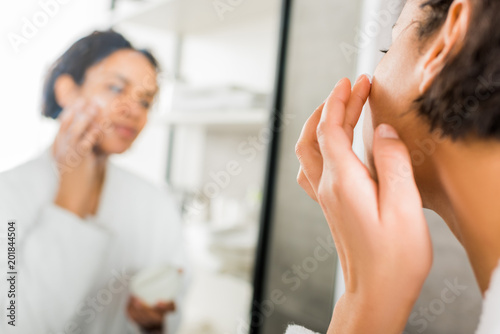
[97,140,132,155]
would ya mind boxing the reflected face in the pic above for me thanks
[363,0,438,193]
[65,49,158,154]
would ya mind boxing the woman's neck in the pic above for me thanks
[89,154,108,216]
[429,138,500,295]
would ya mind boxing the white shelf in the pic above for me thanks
[153,109,269,128]
[112,0,279,33]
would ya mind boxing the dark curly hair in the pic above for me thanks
[42,30,159,119]
[414,0,500,140]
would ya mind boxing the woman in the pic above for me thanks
[292,0,499,333]
[0,30,186,334]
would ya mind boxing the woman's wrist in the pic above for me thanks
[328,290,418,334]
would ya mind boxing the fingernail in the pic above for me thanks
[334,78,344,88]
[364,74,372,84]
[355,74,372,85]
[377,124,399,139]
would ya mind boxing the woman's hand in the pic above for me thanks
[53,98,107,218]
[127,296,175,333]
[295,75,433,334]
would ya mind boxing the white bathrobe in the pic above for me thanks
[0,148,187,334]
[285,261,500,334]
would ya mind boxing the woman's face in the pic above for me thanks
[57,49,158,155]
[363,0,441,197]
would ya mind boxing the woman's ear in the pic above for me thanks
[418,0,471,94]
[54,74,79,109]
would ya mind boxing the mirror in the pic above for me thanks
[1,0,280,333]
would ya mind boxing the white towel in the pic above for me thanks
[475,259,500,334]
[285,325,320,334]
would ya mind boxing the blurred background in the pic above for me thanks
[0,0,483,334]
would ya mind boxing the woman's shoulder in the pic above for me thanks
[475,260,500,333]
[0,149,57,221]
[0,148,56,193]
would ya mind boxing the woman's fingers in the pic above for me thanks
[68,102,97,140]
[297,75,370,192]
[78,126,101,156]
[155,301,176,313]
[65,101,101,155]
[372,124,422,218]
[313,77,373,285]
[295,102,325,195]
[317,79,360,173]
[322,78,351,127]
[128,297,163,327]
[297,167,318,202]
[127,298,147,324]
[344,75,371,143]
[59,98,84,132]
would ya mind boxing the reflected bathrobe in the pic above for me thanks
[0,148,186,334]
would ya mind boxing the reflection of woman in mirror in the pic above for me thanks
[0,30,185,334]
[294,0,499,333]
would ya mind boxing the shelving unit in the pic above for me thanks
[152,109,268,128]
[111,0,279,187]
[111,0,278,33]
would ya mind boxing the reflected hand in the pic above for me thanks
[53,98,106,218]
[127,296,175,333]
[295,75,432,333]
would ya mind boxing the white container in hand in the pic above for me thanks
[130,265,183,306]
